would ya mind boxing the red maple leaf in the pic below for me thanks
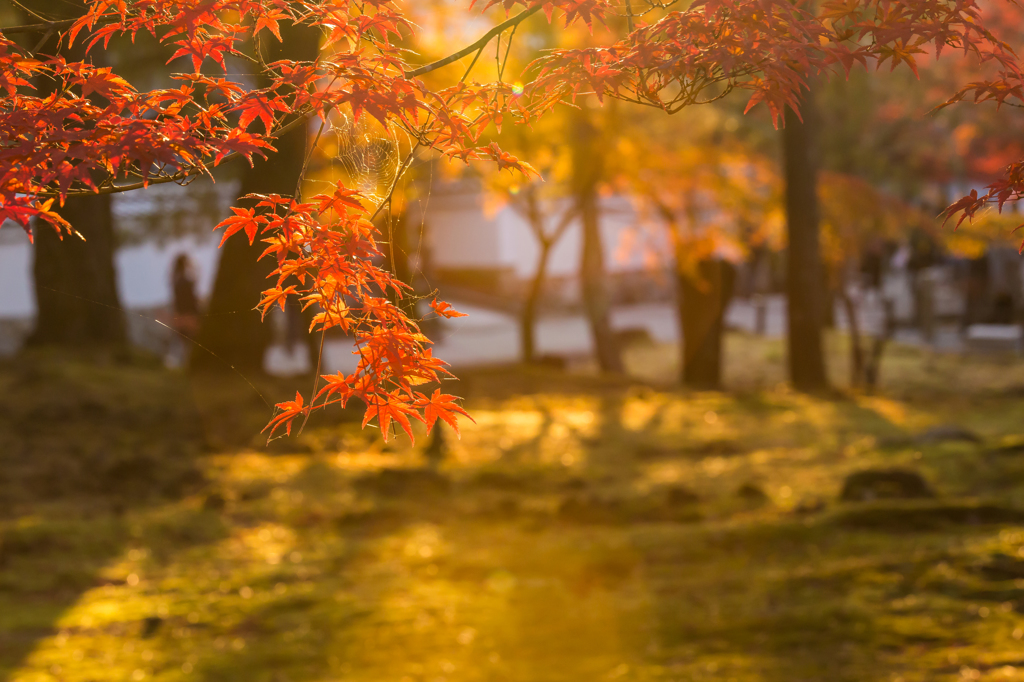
[254,9,288,42]
[236,96,289,134]
[260,285,298,320]
[216,207,267,246]
[77,67,134,100]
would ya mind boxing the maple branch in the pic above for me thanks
[371,29,492,221]
[45,111,316,198]
[404,5,541,78]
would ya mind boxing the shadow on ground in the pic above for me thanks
[6,344,1024,680]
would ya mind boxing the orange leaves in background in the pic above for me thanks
[528,0,1019,127]
[484,142,539,176]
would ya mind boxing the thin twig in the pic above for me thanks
[498,22,518,81]
[2,18,77,35]
[404,5,541,78]
[10,0,47,22]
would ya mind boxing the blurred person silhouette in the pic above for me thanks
[168,253,201,368]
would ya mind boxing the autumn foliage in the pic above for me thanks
[1,0,1020,439]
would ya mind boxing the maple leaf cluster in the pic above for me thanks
[241,183,471,441]
[0,0,554,236]
[2,0,1021,437]
[527,0,1021,125]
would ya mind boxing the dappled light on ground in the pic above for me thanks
[6,336,1024,680]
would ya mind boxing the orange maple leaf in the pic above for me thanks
[263,392,307,439]
[362,393,423,443]
[416,389,473,437]
[430,298,468,319]
[259,285,298,320]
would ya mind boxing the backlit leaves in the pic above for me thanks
[430,299,468,319]
[216,207,266,246]
[417,389,474,436]
[264,392,307,438]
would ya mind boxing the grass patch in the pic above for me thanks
[3,336,1024,680]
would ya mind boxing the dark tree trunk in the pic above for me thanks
[28,195,127,348]
[24,1,126,350]
[838,286,865,388]
[580,190,623,374]
[783,94,829,391]
[189,145,290,373]
[864,298,894,392]
[571,109,623,374]
[191,22,319,373]
[521,239,553,363]
[677,259,736,389]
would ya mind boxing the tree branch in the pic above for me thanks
[6,7,540,79]
[404,5,541,79]
[2,18,77,35]
[42,111,316,197]
[19,4,539,201]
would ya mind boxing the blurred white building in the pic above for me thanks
[4,177,1019,368]
[0,178,678,368]
[0,182,230,356]
[413,180,673,306]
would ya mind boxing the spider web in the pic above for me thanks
[322,106,404,205]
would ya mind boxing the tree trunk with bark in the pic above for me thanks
[28,194,127,348]
[783,93,829,391]
[519,188,575,365]
[838,285,865,388]
[677,259,736,389]
[863,298,894,392]
[191,22,319,373]
[521,238,553,364]
[570,109,623,374]
[25,2,126,350]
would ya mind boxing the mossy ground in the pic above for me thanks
[4,334,1024,681]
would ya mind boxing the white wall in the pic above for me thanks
[422,189,672,280]
[115,237,220,309]
[0,229,222,320]
[0,227,34,318]
[422,191,504,269]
